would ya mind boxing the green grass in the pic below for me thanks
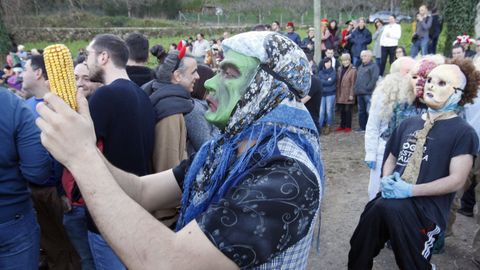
[23,22,447,69]
[24,36,188,68]
[22,13,175,28]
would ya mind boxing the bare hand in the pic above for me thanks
[349,95,354,100]
[36,92,97,169]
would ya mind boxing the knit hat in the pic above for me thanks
[155,41,187,83]
[287,21,294,28]
[321,18,328,24]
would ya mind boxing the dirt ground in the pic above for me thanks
[306,118,479,270]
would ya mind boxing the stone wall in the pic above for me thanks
[11,26,252,42]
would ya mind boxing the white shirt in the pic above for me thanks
[380,23,402,47]
[192,39,210,58]
[331,57,337,69]
[464,97,480,152]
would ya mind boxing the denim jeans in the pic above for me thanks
[352,56,361,67]
[88,231,126,270]
[319,95,336,127]
[64,205,95,270]
[410,36,429,58]
[0,208,40,270]
[357,95,371,130]
[375,57,381,70]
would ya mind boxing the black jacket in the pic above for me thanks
[126,65,155,87]
[354,61,379,95]
[146,81,194,122]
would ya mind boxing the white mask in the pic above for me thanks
[423,65,465,111]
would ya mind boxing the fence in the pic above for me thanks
[177,11,370,28]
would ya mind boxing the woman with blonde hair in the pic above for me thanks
[364,57,415,200]
[364,55,445,200]
[335,53,357,132]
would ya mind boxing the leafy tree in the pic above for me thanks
[0,5,13,56]
[443,0,479,55]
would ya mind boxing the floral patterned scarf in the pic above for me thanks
[176,32,324,230]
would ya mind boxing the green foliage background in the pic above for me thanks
[0,11,12,56]
[443,0,479,56]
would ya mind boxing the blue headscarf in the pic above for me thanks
[176,32,324,230]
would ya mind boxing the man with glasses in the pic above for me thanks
[83,34,156,270]
[21,55,81,270]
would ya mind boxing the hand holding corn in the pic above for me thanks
[36,92,97,168]
[44,44,78,110]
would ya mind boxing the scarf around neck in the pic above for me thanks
[176,32,324,230]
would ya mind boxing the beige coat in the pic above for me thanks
[152,114,187,172]
[336,65,357,104]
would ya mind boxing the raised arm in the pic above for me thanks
[36,93,238,270]
[100,153,181,212]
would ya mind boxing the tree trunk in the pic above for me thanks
[33,0,39,16]
[0,10,12,56]
[126,0,132,18]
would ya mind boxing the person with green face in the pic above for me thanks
[203,50,259,129]
[34,31,324,269]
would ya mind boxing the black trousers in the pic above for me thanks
[460,180,477,211]
[338,104,353,128]
[380,46,397,76]
[428,36,439,54]
[348,197,439,270]
[30,186,81,270]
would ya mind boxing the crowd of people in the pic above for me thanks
[1,3,480,270]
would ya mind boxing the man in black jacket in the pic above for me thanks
[125,32,154,87]
[353,50,379,131]
[428,7,443,54]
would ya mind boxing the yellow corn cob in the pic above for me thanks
[43,44,77,110]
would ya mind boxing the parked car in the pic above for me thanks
[368,11,412,23]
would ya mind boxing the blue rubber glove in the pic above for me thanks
[365,161,376,170]
[381,172,413,199]
[380,175,395,198]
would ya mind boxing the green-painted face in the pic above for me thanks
[204,50,260,129]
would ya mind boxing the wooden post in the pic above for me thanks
[314,0,322,64]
